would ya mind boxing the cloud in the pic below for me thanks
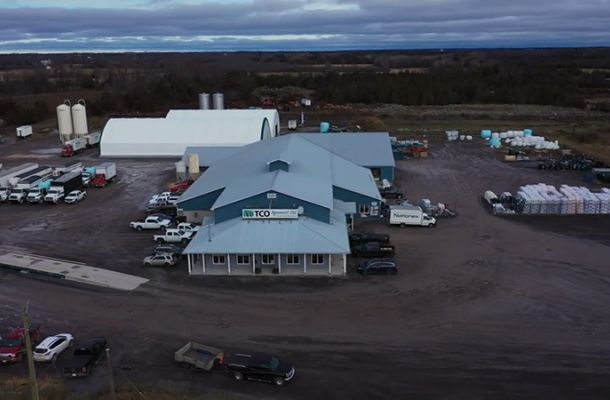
[0,0,608,51]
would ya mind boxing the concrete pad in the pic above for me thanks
[0,252,148,291]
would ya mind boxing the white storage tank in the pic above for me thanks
[188,153,200,179]
[198,93,210,110]
[175,161,187,181]
[213,93,224,110]
[56,100,73,143]
[71,99,88,137]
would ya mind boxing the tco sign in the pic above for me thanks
[242,209,299,220]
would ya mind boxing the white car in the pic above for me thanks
[176,222,200,233]
[33,333,74,362]
[64,190,87,204]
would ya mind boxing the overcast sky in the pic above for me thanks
[0,0,608,52]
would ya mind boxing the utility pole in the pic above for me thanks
[106,347,117,400]
[21,302,39,400]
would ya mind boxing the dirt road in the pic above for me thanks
[1,136,610,399]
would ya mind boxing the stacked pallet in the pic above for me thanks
[516,184,610,215]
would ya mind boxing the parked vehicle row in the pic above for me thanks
[0,325,106,377]
[0,162,116,206]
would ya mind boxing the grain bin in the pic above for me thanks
[188,153,200,179]
[56,100,73,143]
[212,93,224,110]
[71,99,88,137]
[198,93,210,110]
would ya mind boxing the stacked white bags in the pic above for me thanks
[508,136,560,150]
[517,184,610,215]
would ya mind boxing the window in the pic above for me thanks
[237,255,250,265]
[261,254,275,265]
[311,254,324,265]
[359,203,370,215]
[212,255,226,264]
[286,254,300,264]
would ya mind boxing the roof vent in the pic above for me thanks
[267,159,291,172]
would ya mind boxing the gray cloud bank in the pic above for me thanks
[0,0,609,52]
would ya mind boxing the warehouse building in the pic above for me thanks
[182,132,395,183]
[100,109,280,157]
[178,134,382,276]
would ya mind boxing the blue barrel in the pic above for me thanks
[524,129,533,137]
[320,122,330,134]
[38,179,52,190]
[480,130,492,139]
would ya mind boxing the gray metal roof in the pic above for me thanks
[296,132,395,167]
[179,134,381,210]
[184,210,350,254]
[182,146,242,167]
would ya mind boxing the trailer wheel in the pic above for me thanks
[400,223,405,228]
[274,377,285,386]
[233,372,244,381]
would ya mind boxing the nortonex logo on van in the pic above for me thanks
[242,209,299,220]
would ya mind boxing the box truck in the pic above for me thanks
[389,205,436,227]
[44,170,82,204]
[61,138,86,157]
[92,162,116,188]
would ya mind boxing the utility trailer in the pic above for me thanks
[16,125,32,139]
[174,342,224,371]
[54,161,83,177]
[84,132,101,147]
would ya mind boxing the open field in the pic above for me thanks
[1,131,610,399]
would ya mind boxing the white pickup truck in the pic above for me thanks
[153,229,194,244]
[176,222,200,233]
[130,216,172,231]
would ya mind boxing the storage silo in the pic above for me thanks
[198,93,210,110]
[175,161,187,181]
[56,100,73,143]
[188,154,200,179]
[212,93,224,110]
[71,99,88,137]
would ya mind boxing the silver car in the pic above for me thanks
[143,254,177,267]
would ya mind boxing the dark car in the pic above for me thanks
[349,232,390,245]
[62,338,107,378]
[225,353,295,386]
[380,188,404,200]
[357,259,398,275]
[154,244,185,259]
[351,242,395,258]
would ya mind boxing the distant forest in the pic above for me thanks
[0,49,609,126]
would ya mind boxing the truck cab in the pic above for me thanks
[0,187,10,202]
[26,188,45,203]
[0,325,41,364]
[8,188,27,204]
[44,187,65,204]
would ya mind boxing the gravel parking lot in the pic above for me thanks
[1,134,610,399]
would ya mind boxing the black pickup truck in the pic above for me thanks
[349,232,390,245]
[351,242,395,258]
[225,352,295,386]
[62,338,107,377]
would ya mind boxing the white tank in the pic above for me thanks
[198,93,210,110]
[213,93,224,110]
[175,161,187,181]
[188,154,200,178]
[57,101,73,142]
[71,99,88,136]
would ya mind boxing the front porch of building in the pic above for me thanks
[187,253,346,276]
